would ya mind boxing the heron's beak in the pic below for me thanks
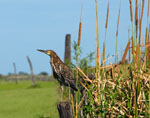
[37,49,51,56]
[37,49,47,54]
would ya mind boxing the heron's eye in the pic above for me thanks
[47,51,51,55]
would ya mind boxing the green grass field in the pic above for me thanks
[0,80,59,118]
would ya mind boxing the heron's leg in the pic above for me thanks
[68,84,71,100]
[60,86,64,101]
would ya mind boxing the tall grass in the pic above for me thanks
[103,1,109,66]
[115,3,121,64]
[67,0,150,117]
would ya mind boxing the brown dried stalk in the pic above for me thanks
[78,22,82,46]
[129,41,131,62]
[135,0,138,38]
[122,40,130,64]
[128,28,131,62]
[129,0,133,22]
[80,81,89,91]
[103,42,105,61]
[140,33,144,59]
[135,45,139,65]
[139,0,145,43]
[148,0,149,17]
[71,94,75,116]
[105,1,109,29]
[141,0,145,20]
[76,66,92,83]
[132,36,134,55]
[116,7,120,36]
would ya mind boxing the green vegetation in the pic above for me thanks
[63,0,150,117]
[0,81,59,118]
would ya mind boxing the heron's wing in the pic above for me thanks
[59,64,74,82]
[58,64,78,91]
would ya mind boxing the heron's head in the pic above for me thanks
[37,49,53,56]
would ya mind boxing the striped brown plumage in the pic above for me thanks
[37,49,78,91]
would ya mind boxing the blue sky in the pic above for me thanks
[0,0,149,75]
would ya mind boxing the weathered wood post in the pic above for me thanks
[13,62,18,84]
[64,34,71,64]
[57,101,73,118]
[27,56,36,86]
[57,34,73,118]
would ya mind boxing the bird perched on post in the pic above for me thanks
[37,49,78,91]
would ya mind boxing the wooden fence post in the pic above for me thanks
[64,34,71,64]
[27,56,36,86]
[57,101,73,118]
[13,62,18,84]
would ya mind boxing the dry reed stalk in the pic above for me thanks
[105,1,109,29]
[102,54,115,64]
[76,1,83,117]
[149,24,150,40]
[116,7,120,37]
[139,0,145,43]
[80,81,89,91]
[78,22,82,46]
[103,42,105,58]
[135,0,138,39]
[95,0,99,80]
[129,0,133,22]
[146,28,150,66]
[132,36,134,55]
[148,0,150,17]
[135,45,139,65]
[128,28,131,62]
[148,24,150,41]
[97,47,101,99]
[76,66,92,83]
[71,94,75,116]
[115,4,121,64]
[129,41,131,62]
[117,55,118,64]
[78,92,86,109]
[104,1,109,65]
[102,42,105,67]
[140,33,144,59]
[98,47,101,72]
[101,65,113,69]
[144,28,148,68]
[122,40,130,64]
[141,0,145,19]
[95,0,101,107]
[141,43,150,48]
[146,28,148,50]
[148,41,150,67]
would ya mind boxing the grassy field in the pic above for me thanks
[0,80,59,118]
